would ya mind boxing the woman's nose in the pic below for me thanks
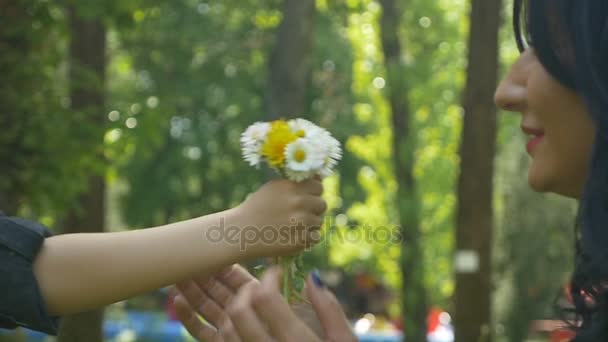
[494,54,529,112]
[494,75,526,112]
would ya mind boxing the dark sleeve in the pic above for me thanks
[0,214,59,335]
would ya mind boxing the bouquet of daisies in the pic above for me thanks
[241,118,341,181]
[241,118,342,301]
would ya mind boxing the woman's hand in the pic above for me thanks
[173,264,255,341]
[233,179,327,258]
[174,265,357,342]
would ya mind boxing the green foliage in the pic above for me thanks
[0,1,95,223]
[106,0,283,226]
[326,0,468,312]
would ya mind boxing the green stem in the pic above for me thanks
[284,263,290,299]
[277,256,297,301]
[279,256,290,300]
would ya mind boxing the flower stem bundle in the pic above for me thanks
[241,118,342,301]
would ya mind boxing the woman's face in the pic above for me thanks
[494,49,595,198]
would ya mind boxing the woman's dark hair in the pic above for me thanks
[513,0,608,340]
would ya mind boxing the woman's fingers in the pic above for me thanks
[219,317,243,342]
[215,264,258,292]
[174,265,260,342]
[176,276,233,330]
[250,268,319,342]
[223,282,274,342]
[305,272,357,342]
[175,280,210,316]
[202,276,238,308]
[177,266,334,342]
[179,281,228,329]
[174,294,220,342]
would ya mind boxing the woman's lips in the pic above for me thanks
[526,135,544,154]
[522,125,545,155]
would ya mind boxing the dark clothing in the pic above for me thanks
[0,212,59,335]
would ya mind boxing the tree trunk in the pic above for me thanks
[264,1,322,334]
[266,0,316,119]
[57,6,107,342]
[378,1,427,341]
[453,0,501,341]
[263,0,316,185]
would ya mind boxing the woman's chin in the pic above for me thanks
[528,168,580,198]
[527,167,552,193]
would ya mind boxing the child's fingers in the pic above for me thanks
[306,195,327,216]
[297,179,323,196]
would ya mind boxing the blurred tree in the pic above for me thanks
[453,0,501,341]
[0,0,75,218]
[0,0,45,216]
[56,5,107,342]
[329,0,467,322]
[309,2,367,215]
[267,0,316,119]
[378,0,427,340]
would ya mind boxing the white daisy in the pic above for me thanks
[315,134,342,177]
[242,143,262,167]
[241,122,270,146]
[288,118,325,139]
[284,138,324,181]
[240,122,271,167]
[288,120,341,175]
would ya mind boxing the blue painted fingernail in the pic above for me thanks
[311,269,325,288]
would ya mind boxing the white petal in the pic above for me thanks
[286,168,315,182]
[241,122,271,145]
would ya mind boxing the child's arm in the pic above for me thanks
[32,179,325,316]
[33,209,243,316]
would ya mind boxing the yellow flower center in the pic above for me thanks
[294,149,307,163]
[261,120,298,167]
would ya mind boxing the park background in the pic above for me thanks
[1,0,578,341]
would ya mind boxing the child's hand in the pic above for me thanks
[234,179,326,257]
